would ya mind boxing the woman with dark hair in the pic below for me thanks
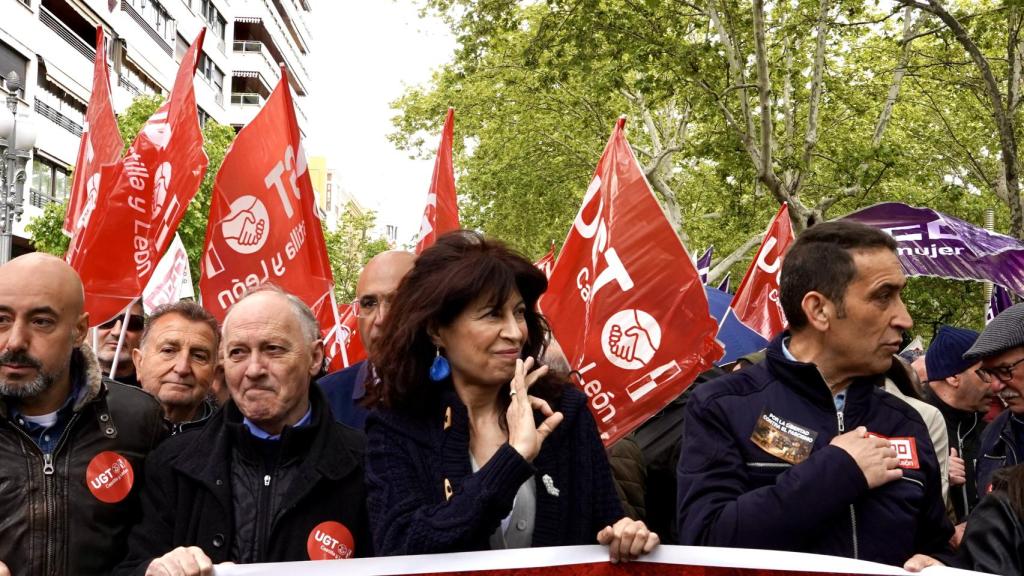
[960,464,1024,574]
[364,230,658,561]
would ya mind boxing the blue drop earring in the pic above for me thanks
[430,348,451,382]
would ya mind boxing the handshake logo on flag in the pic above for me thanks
[602,308,660,370]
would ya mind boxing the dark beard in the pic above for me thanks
[0,350,54,399]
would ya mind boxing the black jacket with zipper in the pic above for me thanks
[0,345,168,576]
[114,382,371,575]
[676,333,955,567]
[924,390,987,522]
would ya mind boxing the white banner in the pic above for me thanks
[214,545,988,576]
[142,233,195,313]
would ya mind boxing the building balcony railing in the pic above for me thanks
[29,190,62,209]
[231,92,263,106]
[121,0,174,57]
[34,98,83,137]
[118,75,141,97]
[39,6,96,62]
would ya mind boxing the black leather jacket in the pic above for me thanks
[0,346,168,576]
[959,490,1024,575]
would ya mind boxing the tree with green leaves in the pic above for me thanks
[322,209,391,302]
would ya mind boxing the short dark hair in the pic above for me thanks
[141,300,220,349]
[780,221,897,330]
[370,230,557,413]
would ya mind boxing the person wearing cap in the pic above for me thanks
[923,326,991,530]
[966,303,1024,498]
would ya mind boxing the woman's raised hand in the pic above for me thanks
[507,357,563,462]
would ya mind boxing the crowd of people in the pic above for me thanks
[2,222,1024,575]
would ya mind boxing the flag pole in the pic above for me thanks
[108,297,138,378]
[328,288,349,368]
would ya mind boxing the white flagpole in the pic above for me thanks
[108,297,139,378]
[328,288,350,368]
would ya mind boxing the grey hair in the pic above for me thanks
[226,283,320,343]
[141,300,220,350]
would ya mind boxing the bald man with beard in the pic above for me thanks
[0,254,167,575]
[318,250,415,428]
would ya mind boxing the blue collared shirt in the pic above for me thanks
[9,379,84,454]
[242,406,313,440]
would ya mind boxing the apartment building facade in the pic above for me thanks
[0,0,313,256]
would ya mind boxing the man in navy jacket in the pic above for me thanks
[317,251,414,428]
[676,222,953,570]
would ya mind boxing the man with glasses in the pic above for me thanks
[96,300,145,387]
[318,251,414,428]
[964,303,1024,497]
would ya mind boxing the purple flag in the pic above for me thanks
[697,246,713,284]
[840,203,1024,297]
[717,273,731,294]
[988,284,1013,324]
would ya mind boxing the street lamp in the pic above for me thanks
[0,71,38,265]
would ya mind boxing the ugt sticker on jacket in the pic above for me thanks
[868,433,920,469]
[542,118,723,446]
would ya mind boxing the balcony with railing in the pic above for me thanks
[29,190,61,209]
[39,5,96,63]
[34,98,83,137]
[121,0,174,57]
[232,40,280,89]
[118,75,141,97]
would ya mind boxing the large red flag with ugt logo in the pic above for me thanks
[200,67,335,322]
[729,203,794,340]
[69,29,208,326]
[542,117,723,446]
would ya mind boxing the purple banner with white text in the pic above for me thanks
[840,202,1024,296]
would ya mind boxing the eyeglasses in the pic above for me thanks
[353,293,395,319]
[976,357,1024,383]
[97,314,145,332]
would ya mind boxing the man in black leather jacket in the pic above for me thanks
[0,254,168,575]
[116,285,371,575]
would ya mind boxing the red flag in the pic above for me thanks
[200,66,335,325]
[414,108,458,253]
[542,118,723,446]
[534,242,556,280]
[730,203,794,340]
[63,28,123,240]
[312,296,366,372]
[69,29,209,326]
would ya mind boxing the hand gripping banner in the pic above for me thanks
[69,29,209,326]
[542,117,723,446]
[200,66,335,322]
[212,545,985,575]
[415,108,459,254]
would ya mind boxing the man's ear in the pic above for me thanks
[945,374,961,389]
[74,313,89,347]
[308,340,325,377]
[132,347,144,375]
[801,291,831,331]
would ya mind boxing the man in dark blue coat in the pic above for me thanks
[963,302,1024,498]
[317,251,414,428]
[676,222,953,570]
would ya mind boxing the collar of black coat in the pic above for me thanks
[0,344,105,419]
[763,332,882,413]
[923,384,982,424]
[172,382,361,486]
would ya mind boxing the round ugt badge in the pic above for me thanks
[86,451,134,503]
[307,521,355,560]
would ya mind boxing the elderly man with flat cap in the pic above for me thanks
[0,253,167,575]
[966,303,1024,497]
